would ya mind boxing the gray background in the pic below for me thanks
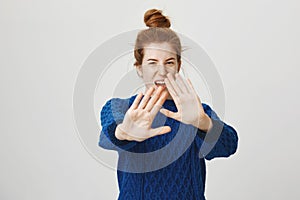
[1,0,299,199]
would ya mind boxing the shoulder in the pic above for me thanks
[101,95,138,113]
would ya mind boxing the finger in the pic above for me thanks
[175,73,189,94]
[164,77,177,98]
[159,108,178,120]
[149,90,168,116]
[149,126,171,138]
[155,90,169,107]
[164,78,182,111]
[131,92,143,110]
[138,86,155,109]
[186,78,197,94]
[145,86,164,112]
[167,73,182,95]
[186,78,203,105]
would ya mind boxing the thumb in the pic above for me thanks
[151,126,172,136]
[160,108,176,118]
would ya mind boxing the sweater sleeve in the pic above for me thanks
[98,98,137,151]
[195,103,238,160]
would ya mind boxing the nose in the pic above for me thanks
[157,65,167,75]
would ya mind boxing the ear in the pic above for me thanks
[136,65,143,78]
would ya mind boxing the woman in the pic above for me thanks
[99,9,238,200]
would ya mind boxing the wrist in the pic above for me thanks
[198,114,213,133]
[115,124,126,140]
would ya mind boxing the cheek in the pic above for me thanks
[142,66,157,75]
[166,67,177,74]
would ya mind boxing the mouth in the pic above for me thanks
[154,80,166,86]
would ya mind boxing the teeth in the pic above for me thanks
[154,80,165,85]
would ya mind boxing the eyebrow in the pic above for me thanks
[147,58,176,62]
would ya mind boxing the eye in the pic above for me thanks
[148,62,158,66]
[165,61,175,66]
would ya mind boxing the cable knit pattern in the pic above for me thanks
[99,94,238,200]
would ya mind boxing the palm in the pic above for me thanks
[118,86,171,142]
[179,95,202,125]
[160,73,207,129]
[120,110,153,141]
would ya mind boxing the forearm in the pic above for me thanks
[99,122,137,151]
[195,114,213,133]
[99,98,137,151]
[199,120,238,160]
[192,103,238,160]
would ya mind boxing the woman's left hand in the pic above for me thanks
[160,73,213,132]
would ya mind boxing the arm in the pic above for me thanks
[98,98,137,151]
[195,103,238,160]
[159,73,238,159]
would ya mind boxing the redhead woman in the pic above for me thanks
[99,9,238,200]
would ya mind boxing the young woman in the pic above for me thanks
[99,9,238,200]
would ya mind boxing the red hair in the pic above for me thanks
[134,9,182,70]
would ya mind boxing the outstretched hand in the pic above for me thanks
[116,86,171,142]
[160,73,212,132]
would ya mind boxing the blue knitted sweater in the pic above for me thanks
[99,94,238,200]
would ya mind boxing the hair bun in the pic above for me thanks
[144,9,171,28]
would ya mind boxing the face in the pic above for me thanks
[136,42,181,98]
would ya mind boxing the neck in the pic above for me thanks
[166,93,173,100]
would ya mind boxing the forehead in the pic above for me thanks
[143,42,177,59]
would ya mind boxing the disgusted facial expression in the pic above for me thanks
[136,42,181,94]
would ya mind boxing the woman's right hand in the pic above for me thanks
[115,86,171,142]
